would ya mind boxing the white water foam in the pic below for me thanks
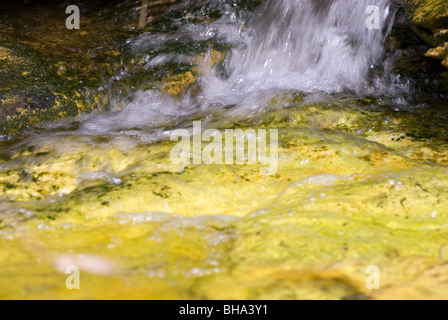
[81,0,397,134]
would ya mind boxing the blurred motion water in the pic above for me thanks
[218,0,394,93]
[79,0,398,135]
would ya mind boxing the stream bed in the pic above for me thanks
[0,0,448,299]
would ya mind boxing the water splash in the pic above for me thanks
[80,0,397,134]
[218,0,396,94]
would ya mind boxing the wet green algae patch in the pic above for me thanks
[0,41,93,135]
[0,0,236,137]
[0,41,79,134]
[403,0,448,67]
[0,1,145,137]
[1,92,448,299]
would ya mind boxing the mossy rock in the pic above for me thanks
[0,0,243,136]
[0,2,136,137]
[404,0,448,33]
[0,41,79,135]
[403,0,448,68]
[1,89,448,298]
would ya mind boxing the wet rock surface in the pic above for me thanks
[0,0,447,300]
[0,1,138,136]
[403,0,448,68]
[0,0,238,136]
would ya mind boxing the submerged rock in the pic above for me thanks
[1,91,448,299]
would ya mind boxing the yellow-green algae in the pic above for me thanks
[1,93,448,299]
[0,2,145,136]
[0,2,230,136]
[404,0,448,68]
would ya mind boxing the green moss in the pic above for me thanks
[403,0,448,68]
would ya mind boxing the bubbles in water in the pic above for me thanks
[0,0,402,158]
[210,0,396,96]
[108,0,398,133]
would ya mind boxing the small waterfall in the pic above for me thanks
[84,0,398,133]
[219,0,396,94]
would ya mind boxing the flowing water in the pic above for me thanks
[1,0,448,299]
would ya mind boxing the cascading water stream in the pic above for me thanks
[80,0,398,134]
[209,0,395,95]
